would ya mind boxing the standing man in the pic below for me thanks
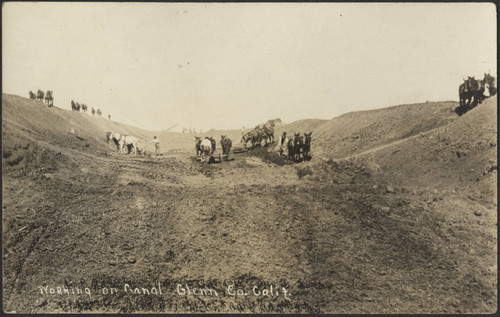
[278,132,288,156]
[152,136,160,156]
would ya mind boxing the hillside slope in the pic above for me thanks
[311,101,459,158]
[364,95,497,203]
[2,94,153,154]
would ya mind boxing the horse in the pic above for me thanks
[208,137,216,156]
[262,121,275,144]
[75,102,81,111]
[459,78,471,109]
[45,90,53,106]
[37,90,44,101]
[254,126,269,145]
[200,137,212,164]
[459,76,481,111]
[119,135,139,155]
[81,104,87,112]
[221,135,232,160]
[468,77,484,108]
[287,138,296,161]
[241,130,261,148]
[29,91,36,99]
[97,109,102,116]
[194,136,202,156]
[91,108,95,115]
[106,131,121,150]
[293,132,304,161]
[303,132,312,161]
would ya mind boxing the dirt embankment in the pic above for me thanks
[2,94,497,313]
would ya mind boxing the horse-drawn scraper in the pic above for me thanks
[194,151,222,163]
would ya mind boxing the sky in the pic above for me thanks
[2,2,497,132]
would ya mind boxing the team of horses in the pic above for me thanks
[29,89,53,106]
[241,120,275,148]
[71,100,104,117]
[284,132,312,162]
[106,132,142,155]
[194,135,232,164]
[458,73,496,113]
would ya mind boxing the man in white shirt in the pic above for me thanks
[152,136,160,156]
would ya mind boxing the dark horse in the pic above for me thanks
[29,91,36,99]
[71,100,81,111]
[287,138,295,161]
[208,137,216,156]
[303,132,312,161]
[221,135,232,160]
[459,77,473,109]
[288,133,304,162]
[194,136,202,156]
[459,76,483,112]
[45,90,53,106]
[294,133,304,162]
[37,89,44,101]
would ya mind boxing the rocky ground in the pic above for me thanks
[2,94,497,313]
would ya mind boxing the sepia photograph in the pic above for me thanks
[2,2,497,313]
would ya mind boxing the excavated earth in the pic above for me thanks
[2,94,497,313]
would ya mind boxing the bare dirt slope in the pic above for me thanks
[2,94,497,313]
[311,101,459,158]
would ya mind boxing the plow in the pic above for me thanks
[193,148,238,163]
[193,151,222,163]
